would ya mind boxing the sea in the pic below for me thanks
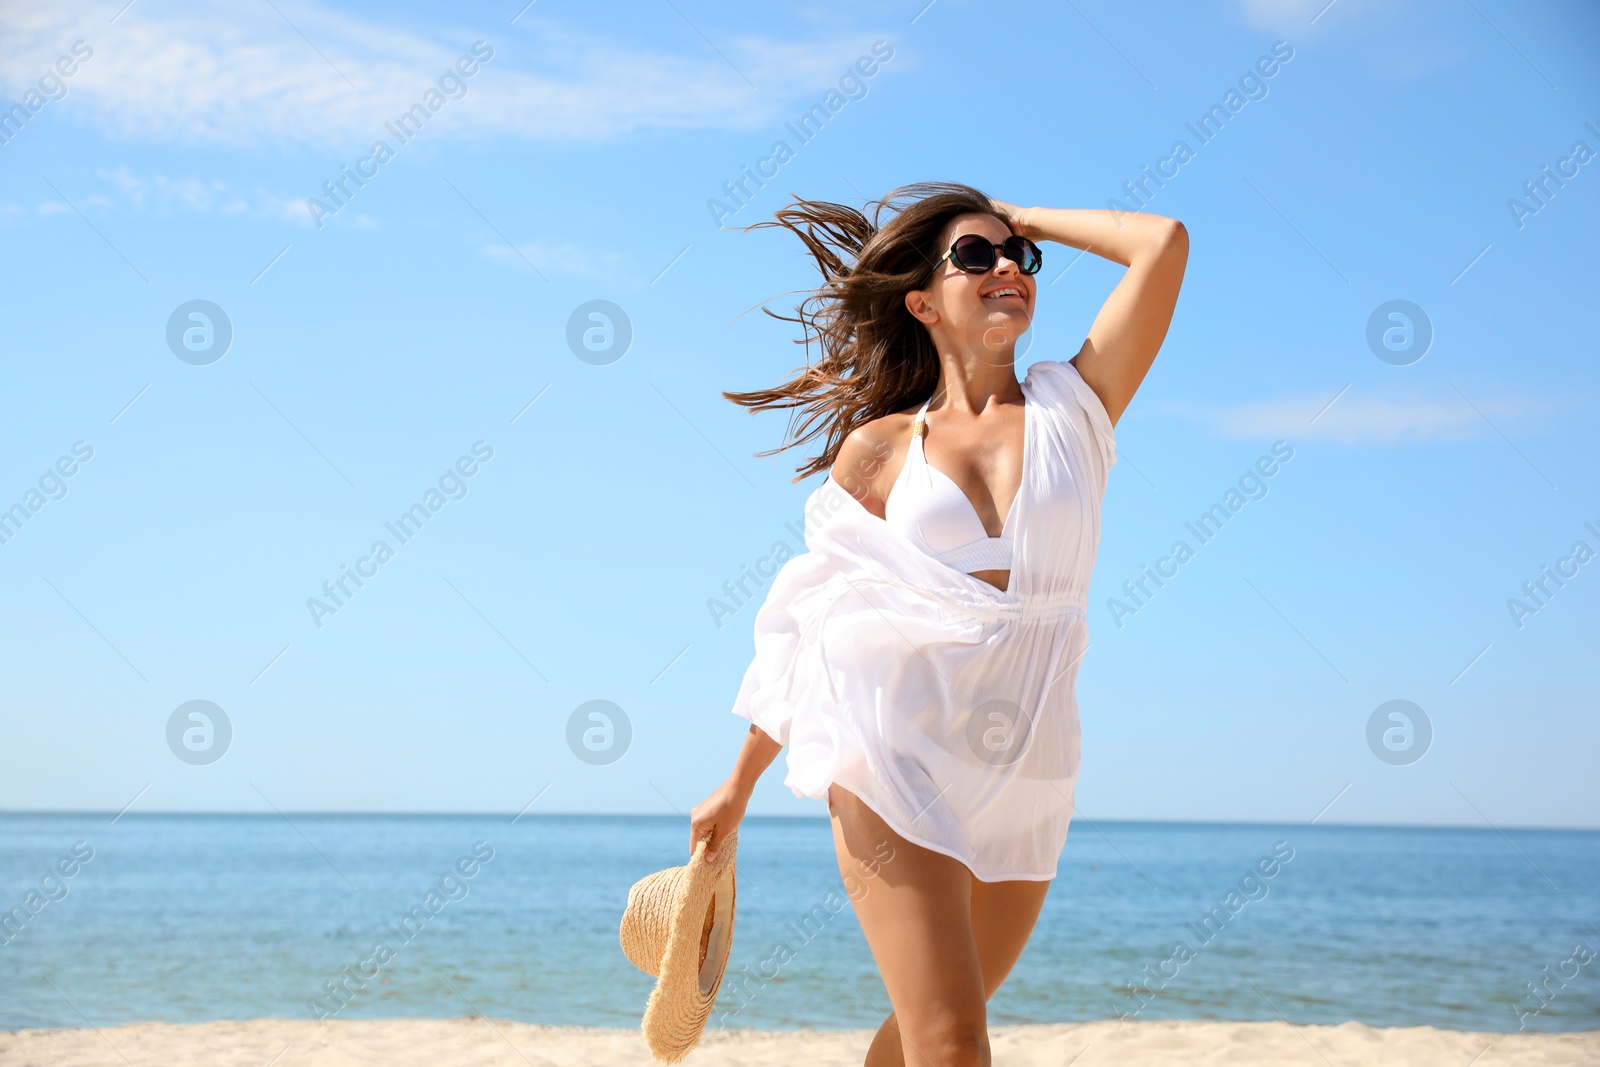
[1,814,1596,1034]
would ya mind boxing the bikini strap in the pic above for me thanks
[911,397,933,438]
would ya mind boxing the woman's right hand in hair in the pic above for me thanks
[689,777,750,862]
[990,198,1035,237]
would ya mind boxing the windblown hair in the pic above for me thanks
[724,181,1008,482]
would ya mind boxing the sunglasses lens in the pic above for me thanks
[951,234,996,273]
[1005,236,1042,274]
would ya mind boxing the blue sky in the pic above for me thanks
[1,0,1595,828]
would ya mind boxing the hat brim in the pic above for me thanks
[641,835,737,1062]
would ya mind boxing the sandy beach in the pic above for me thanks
[2,1017,1596,1066]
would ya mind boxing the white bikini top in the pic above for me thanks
[884,397,1018,573]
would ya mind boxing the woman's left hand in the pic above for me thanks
[689,776,750,863]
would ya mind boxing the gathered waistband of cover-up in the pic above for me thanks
[792,571,1088,706]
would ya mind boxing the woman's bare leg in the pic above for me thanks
[970,872,1051,999]
[826,785,1052,1067]
[828,782,987,1066]
[860,874,1052,1065]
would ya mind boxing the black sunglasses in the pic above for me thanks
[933,233,1043,276]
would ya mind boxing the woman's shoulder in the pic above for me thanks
[829,405,920,516]
[838,404,920,457]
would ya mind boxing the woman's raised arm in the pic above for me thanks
[995,203,1188,428]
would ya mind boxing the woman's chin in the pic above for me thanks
[983,306,1030,327]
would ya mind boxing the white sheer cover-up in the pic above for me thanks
[730,358,1117,881]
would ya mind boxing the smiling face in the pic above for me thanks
[905,211,1035,364]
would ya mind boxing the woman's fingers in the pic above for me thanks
[690,818,715,858]
[689,785,741,860]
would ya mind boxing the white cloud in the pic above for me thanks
[281,198,317,226]
[1236,0,1467,83]
[0,0,889,149]
[1147,385,1562,446]
[1235,0,1384,33]
[95,166,226,210]
[22,165,305,221]
[1236,0,1326,29]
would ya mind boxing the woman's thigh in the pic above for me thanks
[826,784,988,1047]
[969,876,1050,1000]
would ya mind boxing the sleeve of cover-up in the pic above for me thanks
[727,549,835,748]
[1031,357,1117,480]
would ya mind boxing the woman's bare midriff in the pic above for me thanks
[970,568,1009,591]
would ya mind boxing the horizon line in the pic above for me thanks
[1,809,1595,833]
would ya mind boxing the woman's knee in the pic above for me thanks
[899,1012,990,1067]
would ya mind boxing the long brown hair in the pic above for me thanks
[723,181,1008,483]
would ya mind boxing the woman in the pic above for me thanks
[691,182,1187,1066]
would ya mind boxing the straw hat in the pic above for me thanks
[619,832,738,1062]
